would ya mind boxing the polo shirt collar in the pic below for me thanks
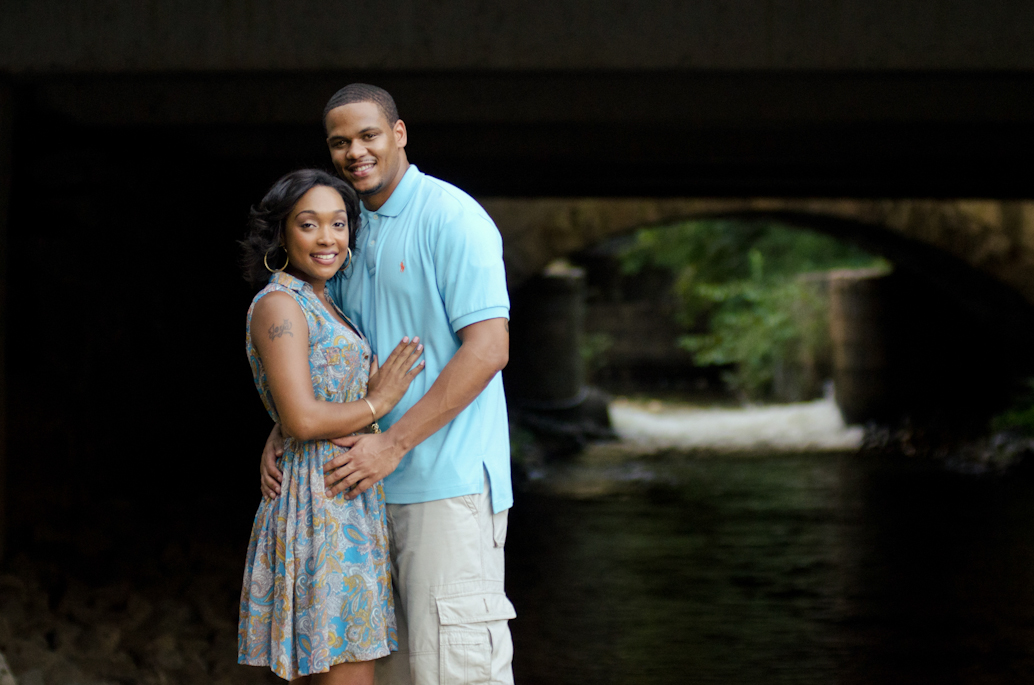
[363,164,421,219]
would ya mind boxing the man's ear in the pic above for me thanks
[394,119,408,149]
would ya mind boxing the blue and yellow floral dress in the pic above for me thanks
[238,271,396,680]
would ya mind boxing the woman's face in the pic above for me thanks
[282,185,351,286]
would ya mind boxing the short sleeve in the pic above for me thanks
[433,211,510,332]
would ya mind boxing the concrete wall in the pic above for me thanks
[3,0,1034,72]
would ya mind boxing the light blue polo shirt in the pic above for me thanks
[328,165,512,513]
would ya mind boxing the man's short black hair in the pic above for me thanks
[323,83,400,129]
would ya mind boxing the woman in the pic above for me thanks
[237,169,424,684]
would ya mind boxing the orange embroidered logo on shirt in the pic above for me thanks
[400,261,405,272]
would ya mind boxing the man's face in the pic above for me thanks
[326,102,407,208]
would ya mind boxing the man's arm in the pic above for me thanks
[323,317,508,498]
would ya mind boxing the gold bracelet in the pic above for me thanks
[362,397,378,423]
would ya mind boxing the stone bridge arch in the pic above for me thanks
[489,197,1034,424]
[484,196,1034,332]
[485,199,1030,296]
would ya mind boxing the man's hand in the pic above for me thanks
[324,432,404,499]
[261,424,285,498]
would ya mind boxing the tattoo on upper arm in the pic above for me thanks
[504,320,509,332]
[269,319,294,340]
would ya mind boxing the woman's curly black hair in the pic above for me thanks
[240,169,361,288]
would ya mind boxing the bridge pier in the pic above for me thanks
[0,81,11,561]
[507,263,587,408]
[830,270,892,423]
[506,262,614,454]
[827,265,1030,427]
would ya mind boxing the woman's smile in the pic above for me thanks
[311,251,339,266]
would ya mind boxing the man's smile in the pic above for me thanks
[349,161,376,178]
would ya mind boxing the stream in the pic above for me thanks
[505,401,1034,684]
[4,400,1034,684]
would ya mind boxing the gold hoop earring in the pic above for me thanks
[342,247,353,271]
[264,250,289,272]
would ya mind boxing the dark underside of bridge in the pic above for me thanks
[5,69,1034,568]
[13,70,1034,197]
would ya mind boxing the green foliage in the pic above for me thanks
[580,332,614,377]
[620,220,886,400]
[992,380,1034,435]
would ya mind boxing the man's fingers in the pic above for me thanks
[324,463,378,498]
[322,453,351,474]
[325,468,358,497]
[323,472,348,495]
[345,478,373,500]
[369,355,379,376]
[330,435,361,449]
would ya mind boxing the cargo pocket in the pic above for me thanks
[436,593,517,685]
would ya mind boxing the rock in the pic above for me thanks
[123,594,152,630]
[145,634,184,671]
[77,624,120,657]
[153,601,192,633]
[39,658,89,685]
[197,601,233,632]
[0,617,12,651]
[51,620,81,655]
[0,650,16,685]
[6,636,55,673]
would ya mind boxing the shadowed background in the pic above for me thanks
[3,3,1034,683]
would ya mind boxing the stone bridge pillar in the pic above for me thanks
[507,264,587,408]
[829,270,892,423]
[0,81,11,561]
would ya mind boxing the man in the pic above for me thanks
[260,83,515,685]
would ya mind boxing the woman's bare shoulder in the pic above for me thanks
[252,291,306,333]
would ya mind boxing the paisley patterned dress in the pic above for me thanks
[238,271,397,680]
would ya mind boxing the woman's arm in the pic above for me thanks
[322,316,508,498]
[251,292,423,441]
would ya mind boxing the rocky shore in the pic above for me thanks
[0,537,278,685]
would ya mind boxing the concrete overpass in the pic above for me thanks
[4,1,1034,196]
[3,0,1034,557]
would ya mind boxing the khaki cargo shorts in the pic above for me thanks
[375,475,516,685]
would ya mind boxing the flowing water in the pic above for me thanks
[6,401,1034,684]
[505,401,1034,685]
